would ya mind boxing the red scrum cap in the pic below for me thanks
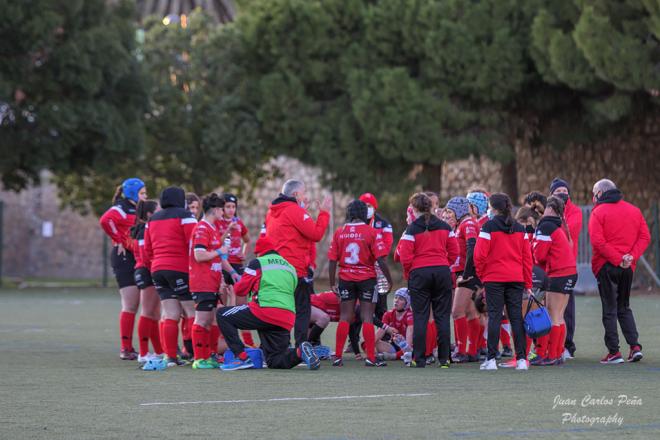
[254,236,276,256]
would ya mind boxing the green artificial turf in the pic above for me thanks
[1,288,659,440]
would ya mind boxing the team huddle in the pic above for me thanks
[99,176,650,371]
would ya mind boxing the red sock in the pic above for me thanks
[467,318,480,356]
[453,320,458,347]
[119,311,136,351]
[192,324,209,360]
[536,334,550,359]
[526,336,532,356]
[150,318,163,354]
[395,350,404,360]
[362,323,376,362]
[163,319,179,359]
[183,317,194,340]
[556,323,567,359]
[241,331,256,347]
[137,316,151,356]
[500,319,511,348]
[335,321,350,359]
[425,321,437,356]
[546,325,561,360]
[159,320,166,354]
[210,324,220,354]
[454,316,468,354]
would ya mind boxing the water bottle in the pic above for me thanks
[375,264,389,294]
[395,334,409,351]
[224,238,231,250]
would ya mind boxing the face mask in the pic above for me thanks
[487,208,495,220]
[556,193,569,203]
[525,225,535,234]
[299,201,305,209]
[367,207,374,219]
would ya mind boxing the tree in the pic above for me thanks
[0,0,147,192]
[235,0,537,198]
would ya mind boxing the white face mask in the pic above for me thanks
[367,207,374,219]
[487,208,495,220]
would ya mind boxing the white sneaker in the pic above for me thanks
[562,348,574,361]
[480,359,497,370]
[137,352,153,365]
[515,359,529,370]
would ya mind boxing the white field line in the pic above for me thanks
[140,392,433,407]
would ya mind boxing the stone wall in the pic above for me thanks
[440,156,503,200]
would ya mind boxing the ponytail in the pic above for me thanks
[112,185,123,205]
[547,195,572,247]
[409,193,433,227]
[489,193,515,233]
[130,200,158,239]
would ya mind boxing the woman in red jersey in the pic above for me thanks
[186,193,201,220]
[474,193,532,371]
[189,194,236,369]
[130,200,164,365]
[99,178,147,360]
[329,200,392,367]
[531,196,578,366]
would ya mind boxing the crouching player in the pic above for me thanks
[217,237,320,371]
[376,288,413,363]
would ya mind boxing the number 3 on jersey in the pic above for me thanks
[344,242,361,265]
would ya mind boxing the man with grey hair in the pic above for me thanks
[589,179,650,364]
[263,179,332,346]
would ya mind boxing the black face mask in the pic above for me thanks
[525,225,535,234]
[556,193,569,203]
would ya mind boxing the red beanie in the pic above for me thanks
[359,193,378,210]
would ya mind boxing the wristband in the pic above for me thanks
[221,254,229,261]
[216,249,228,259]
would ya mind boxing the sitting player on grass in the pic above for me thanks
[375,288,413,363]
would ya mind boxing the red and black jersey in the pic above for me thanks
[533,216,577,277]
[99,198,136,249]
[143,187,197,273]
[589,189,651,275]
[477,215,488,230]
[474,216,533,289]
[328,222,387,282]
[263,194,330,277]
[369,213,394,255]
[451,217,479,274]
[310,291,340,322]
[216,217,249,265]
[395,215,459,280]
[382,309,413,337]
[234,253,296,330]
[189,220,223,293]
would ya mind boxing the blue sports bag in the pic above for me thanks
[524,295,552,338]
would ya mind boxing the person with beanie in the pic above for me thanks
[99,178,147,360]
[548,177,582,359]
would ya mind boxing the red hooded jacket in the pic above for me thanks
[263,194,330,277]
[99,198,136,250]
[533,216,577,278]
[474,216,533,289]
[589,189,650,276]
[564,198,583,258]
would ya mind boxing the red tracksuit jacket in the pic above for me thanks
[99,198,136,250]
[588,189,650,276]
[474,216,533,289]
[143,187,197,273]
[131,223,147,269]
[263,194,330,277]
[533,216,577,277]
[395,215,459,280]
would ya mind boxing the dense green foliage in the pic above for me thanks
[1,0,658,212]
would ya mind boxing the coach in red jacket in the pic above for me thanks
[549,177,582,358]
[263,179,332,347]
[589,179,650,364]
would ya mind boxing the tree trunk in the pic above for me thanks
[422,162,442,195]
[501,158,519,203]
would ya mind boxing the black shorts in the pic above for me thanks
[134,267,153,290]
[338,278,378,303]
[192,292,219,312]
[222,263,245,285]
[457,275,482,292]
[152,270,192,301]
[532,266,548,291]
[547,274,578,295]
[110,247,136,288]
